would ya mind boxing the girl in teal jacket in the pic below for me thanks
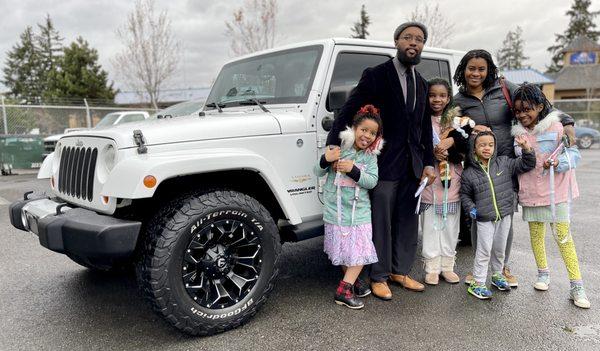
[315,105,383,310]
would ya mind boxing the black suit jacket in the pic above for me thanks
[326,59,433,181]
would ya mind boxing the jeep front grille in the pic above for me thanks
[58,146,98,201]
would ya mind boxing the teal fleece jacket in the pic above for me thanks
[314,127,382,226]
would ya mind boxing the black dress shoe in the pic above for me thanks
[353,277,372,297]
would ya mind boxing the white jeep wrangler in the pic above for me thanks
[10,38,462,336]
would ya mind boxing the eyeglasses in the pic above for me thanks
[399,35,425,44]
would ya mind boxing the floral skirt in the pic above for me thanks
[323,223,379,267]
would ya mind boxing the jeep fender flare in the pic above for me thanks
[100,148,301,224]
[37,152,54,179]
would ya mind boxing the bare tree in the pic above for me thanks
[225,0,277,56]
[112,0,179,109]
[410,3,455,48]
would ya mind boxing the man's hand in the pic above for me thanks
[325,146,341,162]
[563,125,576,146]
[472,124,491,134]
[336,159,354,173]
[514,135,532,152]
[421,166,436,186]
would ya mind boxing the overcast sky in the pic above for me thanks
[1,0,599,92]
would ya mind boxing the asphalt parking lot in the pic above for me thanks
[1,148,599,351]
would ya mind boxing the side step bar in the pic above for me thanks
[279,219,324,242]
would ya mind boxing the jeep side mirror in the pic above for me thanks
[321,115,334,131]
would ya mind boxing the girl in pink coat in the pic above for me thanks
[511,84,589,309]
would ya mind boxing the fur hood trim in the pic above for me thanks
[339,126,385,155]
[511,110,561,137]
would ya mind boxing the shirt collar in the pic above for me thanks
[393,56,412,75]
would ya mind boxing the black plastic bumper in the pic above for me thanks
[10,198,141,260]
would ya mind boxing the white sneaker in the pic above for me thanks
[534,273,550,291]
[570,285,591,309]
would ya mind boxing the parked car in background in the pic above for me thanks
[151,98,205,119]
[575,125,600,149]
[43,111,150,157]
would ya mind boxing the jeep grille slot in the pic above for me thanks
[58,146,98,201]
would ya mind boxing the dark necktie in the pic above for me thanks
[406,67,415,112]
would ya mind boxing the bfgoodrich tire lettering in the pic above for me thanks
[136,190,281,336]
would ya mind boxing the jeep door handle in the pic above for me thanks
[321,115,334,131]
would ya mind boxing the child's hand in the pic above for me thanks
[543,159,559,169]
[514,135,532,152]
[325,146,341,162]
[469,208,477,219]
[336,159,354,173]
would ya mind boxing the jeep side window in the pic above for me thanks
[415,58,451,83]
[326,52,390,112]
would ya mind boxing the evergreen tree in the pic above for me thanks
[496,26,529,70]
[45,37,116,101]
[350,4,370,39]
[547,0,600,72]
[36,14,63,88]
[2,26,44,100]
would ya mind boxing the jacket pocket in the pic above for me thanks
[536,132,558,154]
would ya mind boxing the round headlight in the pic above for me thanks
[104,145,116,171]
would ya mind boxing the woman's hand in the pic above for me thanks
[336,159,354,173]
[472,124,491,134]
[435,137,455,152]
[325,146,341,162]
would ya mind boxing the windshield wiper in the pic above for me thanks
[205,102,224,113]
[238,98,270,113]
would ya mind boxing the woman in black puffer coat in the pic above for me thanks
[447,49,574,287]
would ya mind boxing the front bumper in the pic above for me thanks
[9,195,141,260]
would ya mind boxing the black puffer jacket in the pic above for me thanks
[454,79,574,159]
[460,133,536,222]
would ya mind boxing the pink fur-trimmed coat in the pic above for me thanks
[511,111,579,207]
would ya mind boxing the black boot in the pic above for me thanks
[335,280,364,309]
[353,277,372,297]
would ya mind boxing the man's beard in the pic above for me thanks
[397,48,421,65]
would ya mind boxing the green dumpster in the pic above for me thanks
[0,134,44,172]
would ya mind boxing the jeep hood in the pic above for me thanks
[58,110,306,148]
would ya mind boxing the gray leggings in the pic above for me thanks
[471,213,513,266]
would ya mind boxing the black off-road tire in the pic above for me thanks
[136,190,281,336]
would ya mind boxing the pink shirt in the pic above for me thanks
[421,116,463,205]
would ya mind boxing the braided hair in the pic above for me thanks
[512,83,552,123]
[453,49,498,91]
[428,77,454,128]
[353,104,383,137]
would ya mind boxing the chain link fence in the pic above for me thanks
[0,97,157,171]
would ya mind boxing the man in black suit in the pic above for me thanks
[326,22,436,300]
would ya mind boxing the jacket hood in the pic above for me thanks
[467,130,497,165]
[339,126,385,155]
[511,109,561,137]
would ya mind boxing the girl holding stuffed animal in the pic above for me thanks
[315,104,383,309]
[511,84,589,309]
[420,78,472,285]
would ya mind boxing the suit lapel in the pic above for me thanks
[385,60,406,110]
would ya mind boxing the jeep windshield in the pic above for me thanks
[205,45,323,109]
